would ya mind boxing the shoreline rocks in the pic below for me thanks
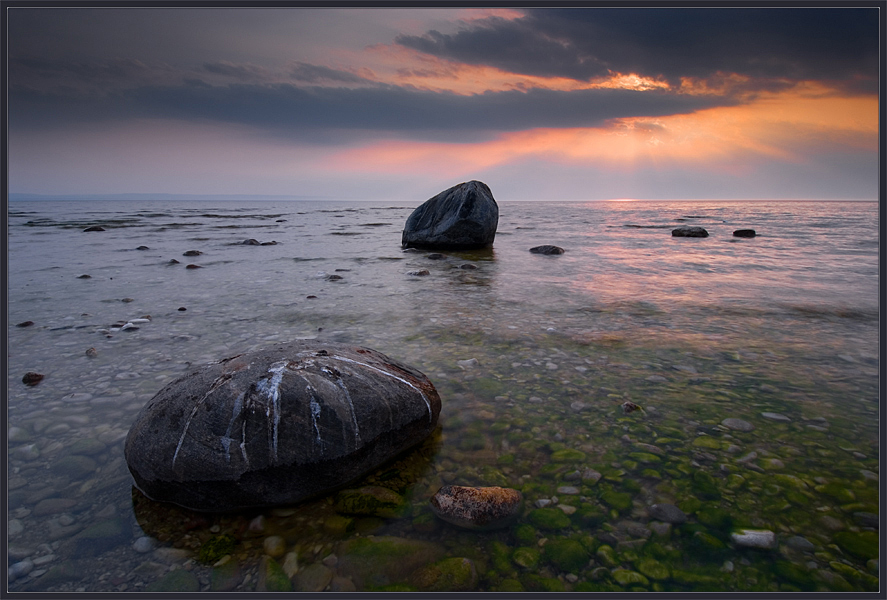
[124,341,441,512]
[402,181,498,250]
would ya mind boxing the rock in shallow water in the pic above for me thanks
[672,226,709,238]
[430,485,523,530]
[402,181,498,250]
[124,341,441,512]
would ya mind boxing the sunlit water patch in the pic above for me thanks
[7,200,879,592]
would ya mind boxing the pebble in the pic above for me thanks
[672,365,698,374]
[263,535,287,558]
[16,320,35,327]
[761,412,790,422]
[457,358,479,369]
[430,485,523,531]
[648,504,687,524]
[557,505,577,515]
[249,515,266,532]
[8,559,34,581]
[645,375,668,383]
[408,269,430,276]
[581,469,602,484]
[730,529,777,549]
[556,486,580,495]
[8,519,24,537]
[786,536,815,552]
[85,347,98,358]
[535,499,552,508]
[282,552,299,578]
[721,418,755,432]
[133,536,155,553]
[22,372,44,386]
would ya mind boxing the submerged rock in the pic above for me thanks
[529,245,565,255]
[672,226,709,238]
[22,372,44,386]
[730,529,777,549]
[430,485,523,530]
[648,503,687,524]
[733,229,756,238]
[83,226,105,232]
[402,181,498,250]
[124,340,441,512]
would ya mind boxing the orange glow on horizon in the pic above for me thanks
[318,83,877,179]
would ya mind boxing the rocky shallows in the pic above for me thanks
[124,341,441,512]
[401,181,499,250]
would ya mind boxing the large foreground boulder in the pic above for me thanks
[402,181,498,250]
[125,341,441,512]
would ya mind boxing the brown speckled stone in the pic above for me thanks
[430,485,523,531]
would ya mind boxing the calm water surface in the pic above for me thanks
[7,199,879,593]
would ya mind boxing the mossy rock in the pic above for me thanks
[410,557,478,592]
[210,560,241,592]
[528,508,571,530]
[489,541,513,572]
[145,569,200,592]
[258,556,293,592]
[521,574,566,592]
[335,486,406,518]
[696,506,733,533]
[198,534,237,564]
[601,490,632,511]
[636,558,670,581]
[497,453,515,465]
[459,432,487,451]
[773,560,815,590]
[692,436,722,449]
[815,482,856,504]
[324,514,354,535]
[512,547,541,569]
[574,505,606,527]
[513,523,537,545]
[671,569,719,585]
[691,471,721,500]
[595,544,619,567]
[612,569,650,587]
[496,578,524,592]
[550,449,586,463]
[544,539,589,572]
[834,531,878,560]
[336,535,445,589]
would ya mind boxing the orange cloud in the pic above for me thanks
[318,83,877,179]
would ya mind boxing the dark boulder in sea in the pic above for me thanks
[529,245,565,255]
[83,226,105,232]
[402,181,498,250]
[243,239,261,245]
[22,372,44,386]
[672,226,709,238]
[733,229,756,238]
[124,340,441,512]
[183,250,202,256]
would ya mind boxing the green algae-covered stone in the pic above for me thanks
[528,508,571,529]
[198,534,236,564]
[544,539,589,572]
[834,531,878,560]
[692,436,722,449]
[596,544,618,567]
[512,547,541,569]
[696,506,733,532]
[210,560,241,592]
[258,556,293,592]
[550,448,587,462]
[629,452,662,464]
[513,523,537,545]
[612,569,650,586]
[335,486,406,518]
[336,535,445,589]
[521,574,566,592]
[411,557,478,591]
[497,579,524,592]
[601,490,632,511]
[637,558,670,581]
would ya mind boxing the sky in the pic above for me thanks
[5,5,883,202]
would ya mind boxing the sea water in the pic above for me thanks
[6,199,879,592]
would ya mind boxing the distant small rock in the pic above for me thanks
[22,372,44,386]
[761,412,790,422]
[459,263,478,270]
[167,259,180,265]
[648,503,687,524]
[16,321,34,328]
[136,246,150,250]
[177,307,187,311]
[721,418,755,432]
[260,241,278,246]
[672,227,709,238]
[426,253,446,260]
[529,245,565,255]
[83,226,105,232]
[183,250,202,256]
[185,264,202,269]
[243,239,261,245]
[408,269,430,276]
[430,485,523,530]
[733,229,756,238]
[730,529,777,549]
[86,347,98,358]
[77,274,92,279]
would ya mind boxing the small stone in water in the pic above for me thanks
[85,347,98,358]
[178,307,187,311]
[133,536,155,553]
[761,412,790,422]
[721,418,755,432]
[648,504,687,524]
[730,529,777,549]
[430,485,523,531]
[77,274,92,279]
[8,559,34,581]
[556,486,580,495]
[263,536,287,558]
[185,264,202,269]
[16,321,34,327]
[22,372,44,386]
[457,358,479,369]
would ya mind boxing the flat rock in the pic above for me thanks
[125,341,441,512]
[672,226,709,238]
[721,418,755,432]
[733,229,756,238]
[761,412,790,422]
[529,245,565,255]
[730,529,777,549]
[402,180,498,250]
[430,485,523,531]
[648,503,687,524]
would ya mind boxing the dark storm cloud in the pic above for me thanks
[8,79,736,140]
[396,8,880,90]
[288,62,371,84]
